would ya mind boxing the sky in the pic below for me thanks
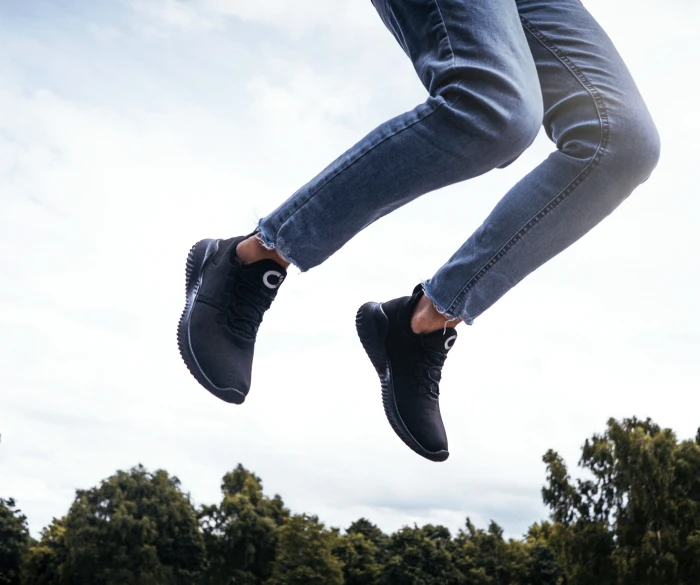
[1,0,699,540]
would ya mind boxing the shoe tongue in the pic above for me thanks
[421,327,458,354]
[241,259,287,292]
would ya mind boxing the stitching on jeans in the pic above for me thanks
[272,0,457,237]
[273,97,448,235]
[433,0,456,73]
[271,0,457,248]
[446,16,612,317]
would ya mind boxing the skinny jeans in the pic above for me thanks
[258,0,660,324]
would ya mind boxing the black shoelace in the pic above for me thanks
[416,342,448,399]
[222,270,274,339]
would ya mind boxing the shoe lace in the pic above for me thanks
[223,270,274,340]
[416,343,448,399]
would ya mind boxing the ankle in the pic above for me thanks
[236,235,290,268]
[410,294,461,334]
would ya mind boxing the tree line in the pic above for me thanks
[2,417,700,585]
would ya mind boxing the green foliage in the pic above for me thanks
[334,531,382,585]
[451,519,563,585]
[452,520,519,584]
[541,417,700,585]
[268,514,343,585]
[346,518,387,553]
[22,518,69,585]
[8,418,700,585]
[0,498,30,585]
[533,520,614,585]
[523,543,565,585]
[199,464,288,584]
[61,465,205,585]
[336,518,387,585]
[382,524,460,585]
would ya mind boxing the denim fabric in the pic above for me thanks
[257,0,660,324]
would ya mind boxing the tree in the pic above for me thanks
[346,518,387,553]
[268,514,344,585]
[8,420,700,585]
[0,498,30,585]
[22,518,69,585]
[451,519,549,585]
[541,417,700,585]
[539,452,616,585]
[334,531,382,585]
[523,542,566,585]
[61,465,205,585]
[199,464,288,584]
[334,518,387,585]
[382,524,460,585]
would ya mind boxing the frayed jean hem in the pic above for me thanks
[256,220,306,272]
[422,280,475,326]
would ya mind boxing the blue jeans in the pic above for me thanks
[258,0,660,324]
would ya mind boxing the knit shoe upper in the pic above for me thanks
[356,286,456,462]
[178,236,286,404]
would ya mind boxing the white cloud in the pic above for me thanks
[201,0,374,33]
[129,0,381,39]
[1,0,699,542]
[88,24,125,42]
[130,0,225,34]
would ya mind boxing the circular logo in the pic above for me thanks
[263,270,284,290]
[444,335,458,351]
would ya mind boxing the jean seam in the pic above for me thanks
[445,16,612,317]
[271,97,448,239]
[433,0,456,73]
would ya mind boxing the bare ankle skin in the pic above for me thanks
[410,294,462,334]
[236,235,290,268]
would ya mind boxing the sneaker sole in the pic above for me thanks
[355,302,449,463]
[177,239,247,405]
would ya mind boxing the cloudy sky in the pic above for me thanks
[1,0,699,539]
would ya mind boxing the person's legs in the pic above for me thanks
[422,0,661,324]
[356,0,660,462]
[181,0,542,409]
[254,0,543,272]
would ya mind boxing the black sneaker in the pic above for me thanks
[177,236,286,404]
[356,286,457,462]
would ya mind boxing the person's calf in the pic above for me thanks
[236,233,290,268]
[410,294,462,334]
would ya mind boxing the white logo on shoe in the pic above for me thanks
[263,270,285,289]
[444,335,457,351]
